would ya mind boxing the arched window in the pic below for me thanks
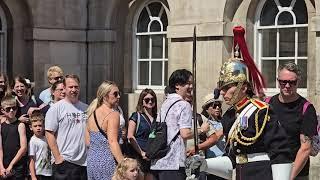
[255,0,308,94]
[0,6,7,73]
[134,1,168,90]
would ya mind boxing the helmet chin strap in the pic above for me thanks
[229,81,244,105]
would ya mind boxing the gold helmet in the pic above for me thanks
[218,49,249,89]
[218,26,265,103]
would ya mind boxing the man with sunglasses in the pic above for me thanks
[265,62,317,180]
[45,74,88,180]
[39,66,64,104]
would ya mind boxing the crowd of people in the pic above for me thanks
[0,26,319,180]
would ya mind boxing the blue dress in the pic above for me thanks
[87,131,116,180]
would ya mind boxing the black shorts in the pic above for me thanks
[52,161,87,180]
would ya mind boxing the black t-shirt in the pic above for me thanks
[268,94,318,176]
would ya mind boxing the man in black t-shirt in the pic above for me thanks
[267,62,317,180]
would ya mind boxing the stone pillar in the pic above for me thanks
[308,15,320,180]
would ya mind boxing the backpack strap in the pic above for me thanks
[302,101,311,115]
[264,96,272,103]
[136,112,141,135]
[160,99,182,123]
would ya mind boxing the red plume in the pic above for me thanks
[233,26,266,94]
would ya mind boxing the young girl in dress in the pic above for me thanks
[112,158,140,180]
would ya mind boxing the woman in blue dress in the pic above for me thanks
[86,81,124,180]
[127,88,157,180]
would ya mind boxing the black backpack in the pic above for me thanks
[145,99,181,160]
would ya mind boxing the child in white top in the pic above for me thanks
[28,111,52,180]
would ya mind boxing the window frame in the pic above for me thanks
[0,6,7,74]
[254,0,308,96]
[132,0,168,91]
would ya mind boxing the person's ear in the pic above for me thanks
[241,84,248,94]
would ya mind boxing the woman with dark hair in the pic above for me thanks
[12,76,49,140]
[127,88,157,180]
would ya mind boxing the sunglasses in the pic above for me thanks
[144,97,155,104]
[277,79,297,86]
[52,76,63,81]
[209,103,221,109]
[2,106,17,113]
[113,91,121,97]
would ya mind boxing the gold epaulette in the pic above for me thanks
[250,98,268,110]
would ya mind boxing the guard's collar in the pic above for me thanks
[234,96,250,111]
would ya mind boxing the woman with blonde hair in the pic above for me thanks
[86,80,124,180]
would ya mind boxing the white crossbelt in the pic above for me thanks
[236,152,270,164]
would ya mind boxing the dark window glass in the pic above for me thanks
[148,2,162,17]
[161,12,168,31]
[137,8,149,32]
[139,36,149,59]
[139,61,149,85]
[293,0,308,24]
[278,11,293,25]
[279,0,292,7]
[297,59,307,88]
[262,60,276,88]
[298,27,307,56]
[260,0,278,26]
[151,61,162,85]
[279,28,295,57]
[164,61,168,85]
[262,29,277,57]
[150,21,161,32]
[151,35,163,58]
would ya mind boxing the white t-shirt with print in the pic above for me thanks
[45,99,88,166]
[29,135,52,176]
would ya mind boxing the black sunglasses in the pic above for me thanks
[52,76,63,81]
[208,103,221,109]
[277,78,297,86]
[2,106,17,113]
[113,91,121,97]
[144,97,155,104]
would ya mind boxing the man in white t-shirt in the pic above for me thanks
[45,75,88,180]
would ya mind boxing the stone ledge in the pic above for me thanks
[31,28,86,42]
[167,22,234,38]
[87,30,117,42]
[25,28,117,42]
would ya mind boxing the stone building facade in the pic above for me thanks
[0,0,319,178]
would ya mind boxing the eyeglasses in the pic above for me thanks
[277,78,298,86]
[113,91,121,97]
[208,103,221,109]
[2,106,17,113]
[144,97,155,104]
[52,76,63,81]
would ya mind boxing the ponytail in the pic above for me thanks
[86,98,99,118]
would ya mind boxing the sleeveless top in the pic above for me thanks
[1,120,27,167]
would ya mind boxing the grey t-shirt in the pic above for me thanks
[45,99,88,166]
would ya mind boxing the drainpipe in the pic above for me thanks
[85,0,89,103]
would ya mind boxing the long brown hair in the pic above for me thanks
[136,88,157,117]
